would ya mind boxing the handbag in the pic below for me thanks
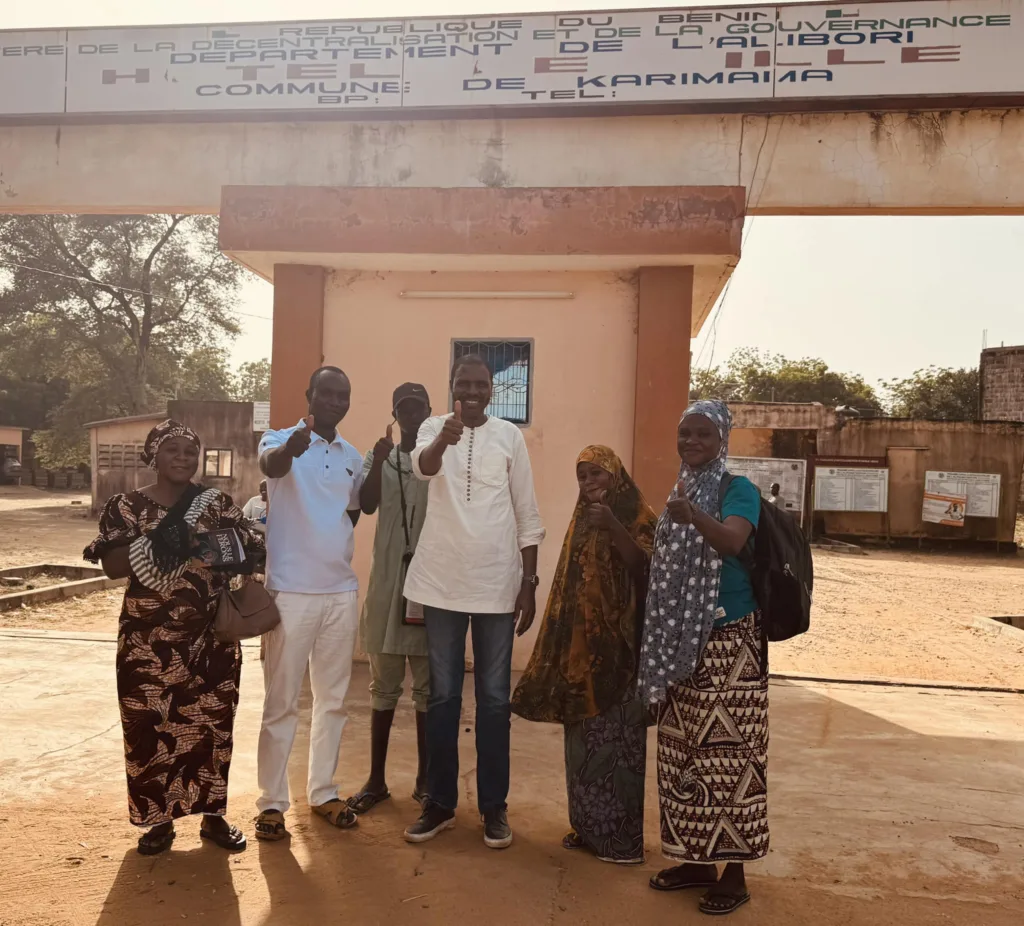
[214,578,281,643]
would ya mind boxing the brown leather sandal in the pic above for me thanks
[312,799,358,829]
[254,810,288,842]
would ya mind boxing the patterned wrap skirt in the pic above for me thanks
[656,610,769,863]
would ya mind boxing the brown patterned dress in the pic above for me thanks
[85,489,264,827]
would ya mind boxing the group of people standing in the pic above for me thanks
[85,352,769,917]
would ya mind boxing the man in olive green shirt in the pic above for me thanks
[347,383,432,815]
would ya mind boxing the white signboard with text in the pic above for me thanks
[814,466,889,512]
[921,490,967,526]
[924,470,1001,518]
[252,401,271,432]
[727,455,806,513]
[1,2,1023,116]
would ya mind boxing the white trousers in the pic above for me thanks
[256,589,359,813]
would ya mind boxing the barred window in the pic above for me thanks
[452,339,532,425]
[97,443,145,470]
[203,448,234,478]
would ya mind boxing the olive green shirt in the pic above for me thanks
[359,447,429,656]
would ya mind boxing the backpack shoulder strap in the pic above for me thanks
[718,471,734,518]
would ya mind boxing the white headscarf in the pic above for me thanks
[638,399,732,703]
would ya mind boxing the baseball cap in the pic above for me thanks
[392,382,430,411]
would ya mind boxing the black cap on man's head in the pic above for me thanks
[392,382,430,412]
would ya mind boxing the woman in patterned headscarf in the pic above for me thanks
[512,446,656,864]
[84,420,264,856]
[639,400,767,916]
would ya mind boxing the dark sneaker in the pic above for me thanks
[482,808,513,849]
[403,803,455,844]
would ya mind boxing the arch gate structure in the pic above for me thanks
[2,0,1022,658]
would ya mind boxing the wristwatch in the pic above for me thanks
[522,574,540,587]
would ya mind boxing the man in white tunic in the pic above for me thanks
[403,354,545,849]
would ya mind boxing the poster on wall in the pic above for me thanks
[921,491,967,526]
[252,401,271,432]
[727,456,806,513]
[924,471,1001,518]
[813,466,889,512]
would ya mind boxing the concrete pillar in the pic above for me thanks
[633,266,693,503]
[270,264,325,429]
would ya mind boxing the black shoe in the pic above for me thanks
[403,803,455,844]
[482,808,513,849]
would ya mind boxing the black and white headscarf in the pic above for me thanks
[638,399,732,704]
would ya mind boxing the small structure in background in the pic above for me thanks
[85,400,264,513]
[727,400,1024,546]
[0,425,28,485]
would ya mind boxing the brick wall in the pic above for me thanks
[981,346,1024,422]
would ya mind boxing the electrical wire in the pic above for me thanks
[0,257,272,321]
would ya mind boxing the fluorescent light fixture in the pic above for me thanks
[399,290,575,300]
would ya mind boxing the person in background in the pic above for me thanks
[402,354,545,850]
[243,480,269,533]
[512,445,656,865]
[346,383,432,815]
[641,400,768,917]
[767,482,784,508]
[84,420,263,856]
[254,366,364,841]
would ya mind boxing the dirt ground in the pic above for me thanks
[1,487,1023,926]
[3,486,1022,688]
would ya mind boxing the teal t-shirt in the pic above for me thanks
[716,475,760,626]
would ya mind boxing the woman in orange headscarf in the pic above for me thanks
[512,446,656,864]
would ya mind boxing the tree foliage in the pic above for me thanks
[233,358,271,402]
[884,366,980,420]
[691,348,882,410]
[0,215,245,468]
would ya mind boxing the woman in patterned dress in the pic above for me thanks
[512,446,657,864]
[638,400,767,916]
[84,420,264,856]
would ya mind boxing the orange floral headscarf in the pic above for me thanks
[512,446,657,724]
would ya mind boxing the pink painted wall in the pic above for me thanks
[321,269,638,667]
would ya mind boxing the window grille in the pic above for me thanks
[452,339,532,425]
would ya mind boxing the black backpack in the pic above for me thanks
[719,472,813,644]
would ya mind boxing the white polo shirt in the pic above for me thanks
[259,421,364,594]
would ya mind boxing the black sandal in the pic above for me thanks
[649,865,719,892]
[346,788,391,816]
[137,825,176,856]
[699,889,751,916]
[561,830,586,851]
[200,819,247,851]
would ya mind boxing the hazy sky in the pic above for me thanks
[6,1,1024,388]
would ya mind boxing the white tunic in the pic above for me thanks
[404,415,545,614]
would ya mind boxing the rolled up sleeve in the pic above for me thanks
[411,417,444,481]
[509,428,545,550]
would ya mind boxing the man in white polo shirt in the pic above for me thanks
[254,366,363,840]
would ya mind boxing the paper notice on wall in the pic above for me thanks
[813,467,889,513]
[924,471,1001,518]
[726,456,806,513]
[252,402,271,433]
[922,491,967,527]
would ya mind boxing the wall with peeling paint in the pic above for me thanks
[1,109,1023,215]
[320,268,638,666]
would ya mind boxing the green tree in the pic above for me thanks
[0,215,246,467]
[233,358,271,402]
[884,366,980,420]
[691,348,882,410]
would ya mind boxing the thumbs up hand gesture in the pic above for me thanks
[666,481,694,525]
[373,423,395,462]
[286,415,315,458]
[586,489,616,530]
[439,400,466,446]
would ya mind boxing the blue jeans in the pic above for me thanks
[423,606,515,814]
